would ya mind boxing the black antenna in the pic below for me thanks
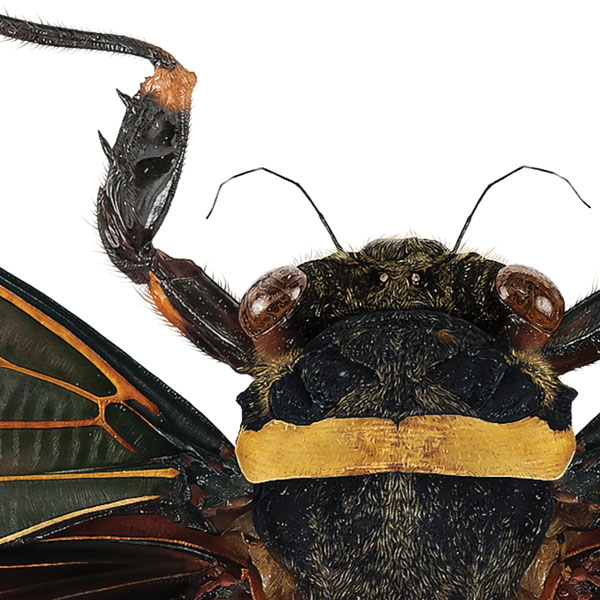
[207,167,343,251]
[453,165,590,252]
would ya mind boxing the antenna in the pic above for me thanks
[453,165,589,252]
[207,167,343,251]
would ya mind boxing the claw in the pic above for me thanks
[97,131,113,161]
[116,88,134,109]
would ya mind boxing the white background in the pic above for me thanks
[0,1,599,441]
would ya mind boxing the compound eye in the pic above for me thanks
[495,265,564,349]
[239,266,308,338]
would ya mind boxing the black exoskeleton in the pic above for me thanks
[2,13,600,600]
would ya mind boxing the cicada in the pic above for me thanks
[0,14,598,600]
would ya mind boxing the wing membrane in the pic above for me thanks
[0,266,252,553]
[0,538,251,599]
[0,466,185,545]
[0,269,204,472]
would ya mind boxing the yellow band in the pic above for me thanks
[235,415,575,483]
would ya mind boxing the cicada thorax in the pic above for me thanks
[235,236,574,600]
[243,307,563,600]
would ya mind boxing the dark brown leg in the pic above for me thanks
[543,290,600,374]
[0,15,254,373]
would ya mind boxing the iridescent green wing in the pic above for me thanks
[0,266,254,598]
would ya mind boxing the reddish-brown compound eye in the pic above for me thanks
[239,266,308,339]
[495,265,565,349]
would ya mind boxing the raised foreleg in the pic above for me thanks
[0,15,254,373]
